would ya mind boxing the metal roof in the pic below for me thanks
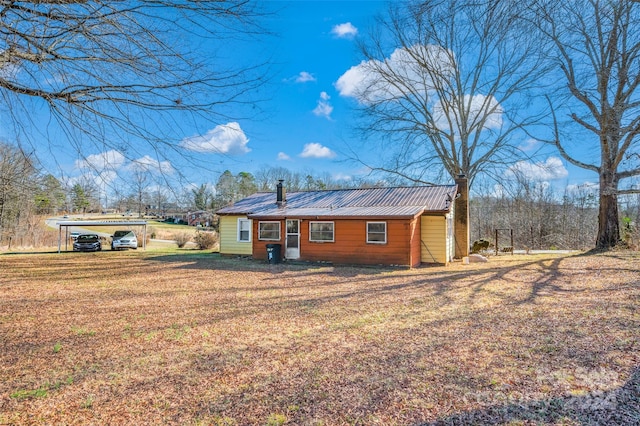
[216,185,458,219]
[56,220,148,226]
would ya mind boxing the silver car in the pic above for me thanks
[111,231,138,250]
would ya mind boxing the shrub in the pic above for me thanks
[134,231,150,247]
[194,231,218,250]
[471,238,491,253]
[174,232,192,248]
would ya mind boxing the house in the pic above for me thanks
[216,176,469,267]
[187,210,214,227]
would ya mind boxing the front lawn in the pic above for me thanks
[0,251,638,424]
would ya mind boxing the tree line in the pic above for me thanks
[3,146,638,250]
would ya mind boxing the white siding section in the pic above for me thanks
[446,211,454,263]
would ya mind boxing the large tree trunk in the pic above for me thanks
[596,171,621,249]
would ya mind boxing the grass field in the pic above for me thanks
[0,250,638,425]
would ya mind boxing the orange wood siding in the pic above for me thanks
[252,223,284,261]
[298,218,414,266]
[409,216,422,267]
[250,217,436,266]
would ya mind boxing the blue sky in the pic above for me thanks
[199,0,599,193]
[223,1,389,179]
[7,0,603,199]
[33,1,394,193]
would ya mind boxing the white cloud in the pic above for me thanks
[97,170,118,186]
[312,91,333,119]
[433,93,503,132]
[295,71,316,83]
[300,143,336,159]
[331,22,358,38]
[277,152,291,161]
[332,172,352,181]
[75,150,125,171]
[64,172,113,192]
[336,45,508,138]
[508,157,568,181]
[129,155,174,174]
[519,138,540,152]
[180,122,250,155]
[336,44,455,104]
[335,61,371,99]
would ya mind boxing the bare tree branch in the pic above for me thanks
[343,0,549,187]
[531,0,640,249]
[0,1,271,176]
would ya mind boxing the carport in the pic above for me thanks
[57,220,148,252]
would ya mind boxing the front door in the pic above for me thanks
[286,219,300,259]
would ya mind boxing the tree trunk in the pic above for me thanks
[596,171,621,249]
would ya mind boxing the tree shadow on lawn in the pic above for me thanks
[138,252,640,338]
[146,252,403,277]
[144,252,606,307]
[424,365,640,426]
[129,253,634,339]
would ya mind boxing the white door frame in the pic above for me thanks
[285,219,300,259]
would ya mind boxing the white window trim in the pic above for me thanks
[309,221,335,243]
[258,221,281,241]
[367,221,387,244]
[237,218,252,243]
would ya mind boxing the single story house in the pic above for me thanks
[216,176,469,267]
[187,210,214,227]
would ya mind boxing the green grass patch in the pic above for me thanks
[71,326,96,336]
[10,387,48,400]
[10,377,73,400]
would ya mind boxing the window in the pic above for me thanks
[259,221,280,240]
[237,218,251,242]
[309,221,334,242]
[367,222,387,244]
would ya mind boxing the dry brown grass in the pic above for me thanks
[0,251,638,425]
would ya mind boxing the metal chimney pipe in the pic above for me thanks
[276,180,286,206]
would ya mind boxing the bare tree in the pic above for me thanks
[69,175,100,213]
[150,187,171,216]
[0,143,37,243]
[471,178,598,251]
[253,166,305,192]
[252,166,366,193]
[0,1,268,171]
[130,168,150,218]
[338,0,547,186]
[192,183,214,210]
[34,174,65,215]
[531,0,640,249]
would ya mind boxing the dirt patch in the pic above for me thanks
[0,251,638,424]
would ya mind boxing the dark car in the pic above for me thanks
[73,234,102,252]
